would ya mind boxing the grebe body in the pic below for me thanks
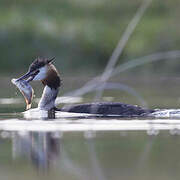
[60,102,154,116]
[12,57,154,117]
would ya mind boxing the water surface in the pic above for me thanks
[1,77,180,180]
[1,107,180,180]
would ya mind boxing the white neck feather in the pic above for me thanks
[38,85,59,110]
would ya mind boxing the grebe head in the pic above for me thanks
[16,57,61,111]
[17,57,55,82]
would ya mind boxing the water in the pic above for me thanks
[1,77,180,180]
[1,104,180,180]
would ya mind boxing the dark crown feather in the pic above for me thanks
[29,57,55,72]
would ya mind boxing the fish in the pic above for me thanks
[11,78,34,110]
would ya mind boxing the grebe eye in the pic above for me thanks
[36,70,40,74]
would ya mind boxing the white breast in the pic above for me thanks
[38,85,59,110]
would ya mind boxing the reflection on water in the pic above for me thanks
[1,124,180,180]
[12,132,60,171]
[1,116,180,180]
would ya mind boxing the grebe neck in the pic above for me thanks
[38,64,61,110]
[38,85,59,110]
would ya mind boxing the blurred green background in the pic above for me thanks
[0,0,180,111]
[0,0,179,74]
[1,2,180,179]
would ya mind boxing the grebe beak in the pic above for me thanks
[16,70,39,82]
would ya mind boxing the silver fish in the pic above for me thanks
[11,78,34,110]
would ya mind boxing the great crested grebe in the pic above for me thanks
[12,57,154,116]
